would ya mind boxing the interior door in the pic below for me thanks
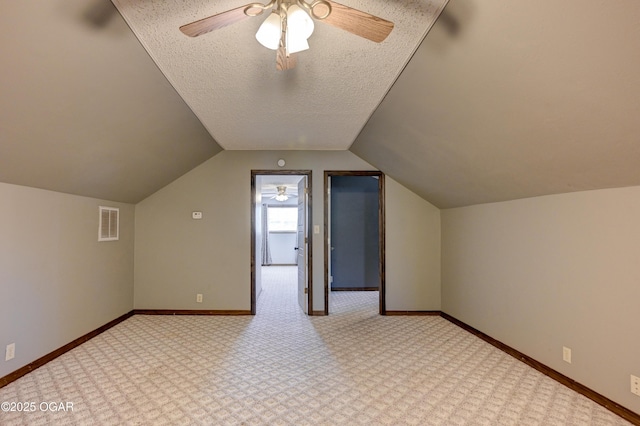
[297,176,308,314]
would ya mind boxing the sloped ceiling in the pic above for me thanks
[0,0,221,203]
[111,0,447,150]
[2,0,640,208]
[352,0,640,208]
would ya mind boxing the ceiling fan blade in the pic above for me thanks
[320,1,394,43]
[276,47,297,70]
[180,5,253,37]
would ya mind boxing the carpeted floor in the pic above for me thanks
[0,266,632,425]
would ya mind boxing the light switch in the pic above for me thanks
[314,225,320,234]
[192,211,203,219]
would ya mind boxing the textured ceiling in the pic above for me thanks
[2,0,640,208]
[352,0,640,208]
[111,0,448,150]
[0,0,221,203]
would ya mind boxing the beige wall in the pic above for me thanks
[441,186,640,413]
[0,183,134,378]
[134,150,441,312]
[386,178,441,310]
[7,148,639,415]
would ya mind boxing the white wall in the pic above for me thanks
[268,232,297,264]
[0,183,134,378]
[264,198,298,265]
[441,186,640,413]
[134,150,441,312]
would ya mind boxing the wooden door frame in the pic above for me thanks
[324,171,386,316]
[251,170,313,315]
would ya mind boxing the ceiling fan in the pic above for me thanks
[264,185,298,201]
[180,0,394,70]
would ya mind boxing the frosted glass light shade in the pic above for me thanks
[256,12,282,50]
[287,5,314,40]
[286,32,309,54]
[286,5,313,54]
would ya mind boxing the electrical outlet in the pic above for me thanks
[562,346,572,364]
[631,375,640,397]
[196,294,203,303]
[5,343,15,361]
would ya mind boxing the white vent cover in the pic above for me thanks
[98,206,119,241]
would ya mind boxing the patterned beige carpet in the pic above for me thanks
[0,266,633,425]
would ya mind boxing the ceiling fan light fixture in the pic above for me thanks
[285,5,313,54]
[287,5,314,40]
[274,185,290,201]
[256,11,282,50]
[181,0,394,70]
[286,32,309,54]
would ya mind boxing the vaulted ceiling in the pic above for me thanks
[112,0,447,151]
[352,0,640,208]
[0,0,221,203]
[2,0,639,208]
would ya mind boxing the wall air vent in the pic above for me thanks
[98,206,119,241]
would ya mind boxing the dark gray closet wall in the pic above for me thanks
[330,175,379,290]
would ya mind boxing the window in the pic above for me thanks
[267,207,297,232]
[99,206,119,241]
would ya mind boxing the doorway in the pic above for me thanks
[251,170,312,315]
[324,171,385,315]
